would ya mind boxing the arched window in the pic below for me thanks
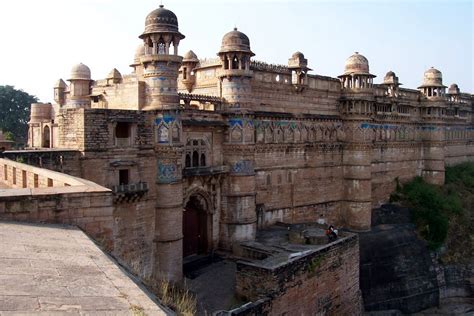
[43,126,50,148]
[185,154,191,168]
[192,151,199,166]
[185,138,209,168]
[232,55,238,69]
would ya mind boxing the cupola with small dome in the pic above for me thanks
[338,52,376,90]
[418,67,447,98]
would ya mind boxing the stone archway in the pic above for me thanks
[183,192,212,258]
[42,125,50,148]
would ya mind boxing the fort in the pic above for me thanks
[1,4,473,314]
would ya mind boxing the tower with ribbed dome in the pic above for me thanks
[139,4,185,110]
[218,28,254,109]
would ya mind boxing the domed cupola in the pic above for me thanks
[418,67,447,98]
[138,5,185,110]
[69,63,91,81]
[219,28,254,56]
[217,28,254,109]
[67,63,92,108]
[181,50,200,92]
[140,5,184,40]
[288,51,311,92]
[218,28,254,74]
[338,52,376,89]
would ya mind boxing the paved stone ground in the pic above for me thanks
[0,221,170,315]
[186,260,238,315]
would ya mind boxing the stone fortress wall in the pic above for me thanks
[9,4,473,305]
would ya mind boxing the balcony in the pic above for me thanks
[112,182,148,203]
[183,165,229,177]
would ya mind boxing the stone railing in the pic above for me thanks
[0,158,114,248]
[250,60,290,73]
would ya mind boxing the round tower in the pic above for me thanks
[418,67,447,98]
[130,44,145,77]
[338,52,376,89]
[139,5,185,110]
[67,63,92,108]
[288,51,311,92]
[181,50,199,93]
[53,79,67,106]
[218,28,254,109]
[382,71,402,97]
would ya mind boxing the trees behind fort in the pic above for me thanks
[0,85,37,144]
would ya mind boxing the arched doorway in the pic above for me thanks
[42,126,50,148]
[183,194,209,258]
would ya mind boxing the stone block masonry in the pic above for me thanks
[235,234,362,315]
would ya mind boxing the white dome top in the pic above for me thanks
[69,63,91,81]
[343,52,370,75]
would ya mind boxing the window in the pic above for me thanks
[119,169,129,185]
[115,122,132,147]
[185,139,208,168]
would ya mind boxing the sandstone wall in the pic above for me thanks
[235,234,362,315]
[0,158,114,248]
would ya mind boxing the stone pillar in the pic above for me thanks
[342,122,372,231]
[153,147,184,283]
[422,125,445,185]
[221,125,257,250]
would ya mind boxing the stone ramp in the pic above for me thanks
[0,221,170,315]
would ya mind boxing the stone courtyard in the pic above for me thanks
[0,221,168,315]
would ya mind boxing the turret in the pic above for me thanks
[139,5,185,110]
[67,63,92,108]
[106,68,122,85]
[288,51,311,92]
[338,52,376,90]
[217,28,254,108]
[130,44,145,77]
[418,67,447,98]
[382,71,402,97]
[53,79,67,106]
[181,50,199,92]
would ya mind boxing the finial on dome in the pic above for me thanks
[234,27,237,31]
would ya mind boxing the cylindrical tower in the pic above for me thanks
[181,50,199,93]
[53,79,67,106]
[139,5,185,110]
[218,28,254,109]
[418,67,447,98]
[67,63,92,108]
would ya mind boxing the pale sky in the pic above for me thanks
[0,0,472,102]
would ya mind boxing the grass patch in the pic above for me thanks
[154,280,197,316]
[391,162,474,261]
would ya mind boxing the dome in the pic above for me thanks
[219,28,254,55]
[448,83,460,94]
[343,52,371,75]
[54,79,67,89]
[183,50,199,63]
[418,67,446,88]
[69,63,91,81]
[140,5,184,39]
[383,71,401,85]
[134,44,145,62]
[292,51,305,59]
[107,68,122,80]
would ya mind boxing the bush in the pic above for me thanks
[396,175,465,250]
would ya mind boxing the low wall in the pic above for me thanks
[0,158,114,248]
[234,234,362,315]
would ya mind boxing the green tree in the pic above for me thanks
[0,85,38,144]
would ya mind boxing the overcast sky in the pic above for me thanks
[0,0,472,102]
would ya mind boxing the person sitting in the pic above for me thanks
[325,225,338,242]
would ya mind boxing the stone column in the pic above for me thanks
[221,126,257,250]
[421,125,445,185]
[153,146,184,283]
[342,122,372,231]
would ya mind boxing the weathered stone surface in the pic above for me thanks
[0,221,168,315]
